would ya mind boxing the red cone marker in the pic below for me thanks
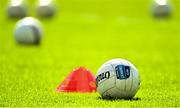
[56,67,96,93]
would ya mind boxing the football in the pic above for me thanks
[36,0,56,17]
[96,58,140,99]
[151,0,172,17]
[14,17,43,45]
[7,0,28,18]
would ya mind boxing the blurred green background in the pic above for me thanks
[0,0,180,107]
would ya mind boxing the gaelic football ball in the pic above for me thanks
[14,17,43,45]
[96,59,140,99]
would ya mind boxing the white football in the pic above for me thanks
[36,0,56,17]
[7,0,27,18]
[96,59,140,99]
[14,17,43,45]
[151,0,172,17]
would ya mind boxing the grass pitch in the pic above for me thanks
[0,0,180,107]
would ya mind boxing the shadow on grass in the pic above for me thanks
[97,96,141,101]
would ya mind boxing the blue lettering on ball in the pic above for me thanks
[115,65,130,80]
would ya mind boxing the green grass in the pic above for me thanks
[0,0,180,107]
